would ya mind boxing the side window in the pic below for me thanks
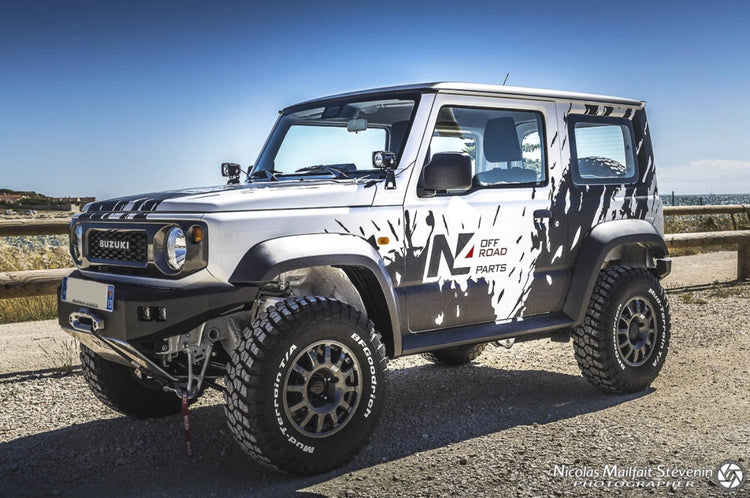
[425,106,546,194]
[569,116,638,184]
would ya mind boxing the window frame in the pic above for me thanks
[421,105,549,196]
[252,92,421,179]
[568,114,639,186]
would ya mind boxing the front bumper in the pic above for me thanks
[57,271,258,342]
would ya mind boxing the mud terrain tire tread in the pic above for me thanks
[79,344,181,418]
[422,343,487,366]
[224,296,388,475]
[572,265,671,394]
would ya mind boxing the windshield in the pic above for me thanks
[252,95,418,179]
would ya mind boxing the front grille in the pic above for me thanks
[88,230,148,262]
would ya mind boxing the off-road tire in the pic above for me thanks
[224,296,388,475]
[422,343,487,366]
[80,344,181,418]
[572,266,670,394]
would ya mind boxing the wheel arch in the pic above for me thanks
[229,233,402,356]
[564,219,669,324]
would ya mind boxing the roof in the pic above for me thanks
[285,82,644,111]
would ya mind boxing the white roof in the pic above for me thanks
[287,82,644,110]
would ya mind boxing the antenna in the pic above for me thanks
[502,73,510,86]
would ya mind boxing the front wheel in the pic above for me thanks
[572,266,671,394]
[80,344,181,418]
[224,297,388,475]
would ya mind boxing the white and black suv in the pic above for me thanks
[58,82,672,475]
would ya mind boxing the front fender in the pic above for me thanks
[229,233,402,354]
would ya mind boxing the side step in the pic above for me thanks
[401,312,576,355]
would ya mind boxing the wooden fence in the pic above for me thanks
[1,205,749,299]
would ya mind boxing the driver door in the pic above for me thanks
[401,94,566,332]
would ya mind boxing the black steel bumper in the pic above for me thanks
[57,271,258,342]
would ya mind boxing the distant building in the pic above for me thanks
[0,194,26,203]
[21,196,97,212]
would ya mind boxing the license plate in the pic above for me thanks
[61,277,115,312]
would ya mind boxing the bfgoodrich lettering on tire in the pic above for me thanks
[224,296,388,475]
[572,266,671,394]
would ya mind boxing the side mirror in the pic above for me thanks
[221,163,242,184]
[422,152,472,192]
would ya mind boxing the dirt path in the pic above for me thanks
[0,254,748,497]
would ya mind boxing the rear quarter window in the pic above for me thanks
[569,115,638,185]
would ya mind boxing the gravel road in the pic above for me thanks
[1,253,748,497]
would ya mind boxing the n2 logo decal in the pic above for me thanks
[423,232,509,282]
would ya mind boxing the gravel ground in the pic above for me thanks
[0,254,748,497]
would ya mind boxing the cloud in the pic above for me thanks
[659,159,750,194]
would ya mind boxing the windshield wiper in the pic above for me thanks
[295,165,349,179]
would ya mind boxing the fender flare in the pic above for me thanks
[563,219,669,324]
[229,233,402,355]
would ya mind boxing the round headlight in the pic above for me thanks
[165,227,186,271]
[73,224,83,261]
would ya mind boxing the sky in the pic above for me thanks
[1,0,749,199]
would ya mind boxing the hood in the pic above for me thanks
[84,181,377,214]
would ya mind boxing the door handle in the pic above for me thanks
[533,209,552,219]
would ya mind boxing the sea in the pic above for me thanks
[662,193,750,206]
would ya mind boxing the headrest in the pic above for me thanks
[484,117,522,163]
[474,167,537,186]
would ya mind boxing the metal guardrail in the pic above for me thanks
[1,205,749,299]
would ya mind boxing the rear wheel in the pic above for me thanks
[422,343,487,366]
[572,266,670,393]
[224,296,388,475]
[80,345,181,418]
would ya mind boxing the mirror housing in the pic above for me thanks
[422,152,473,192]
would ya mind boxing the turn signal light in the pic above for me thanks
[377,237,390,245]
[190,226,204,243]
